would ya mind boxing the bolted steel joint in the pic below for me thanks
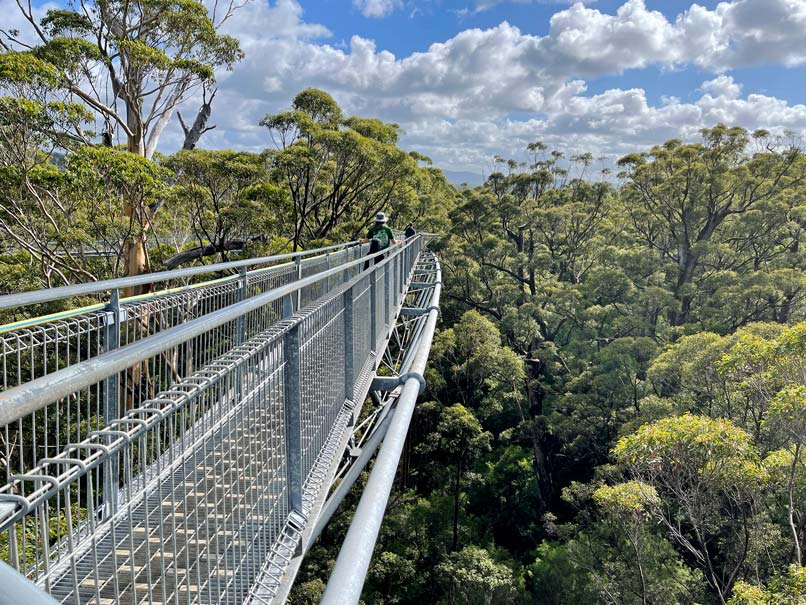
[370,371,427,395]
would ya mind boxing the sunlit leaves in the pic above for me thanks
[435,545,520,605]
[0,52,59,88]
[729,566,806,605]
[614,413,765,487]
[593,480,659,517]
[262,88,432,248]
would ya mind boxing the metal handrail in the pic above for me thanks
[0,233,438,604]
[0,238,415,428]
[320,253,441,605]
[0,240,362,310]
[0,561,59,605]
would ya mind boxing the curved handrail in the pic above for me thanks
[0,238,415,428]
[320,251,441,605]
[0,240,361,310]
[0,561,59,605]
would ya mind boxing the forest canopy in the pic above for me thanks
[290,124,806,605]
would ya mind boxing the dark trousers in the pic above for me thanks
[363,239,386,270]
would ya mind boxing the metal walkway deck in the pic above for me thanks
[0,236,441,605]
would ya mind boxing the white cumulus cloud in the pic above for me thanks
[701,75,743,99]
[6,0,806,174]
[353,0,403,18]
[195,0,806,172]
[471,0,598,13]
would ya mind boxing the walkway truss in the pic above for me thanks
[0,235,441,605]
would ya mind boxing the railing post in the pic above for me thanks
[382,262,389,334]
[393,252,399,309]
[342,248,350,284]
[400,249,404,299]
[324,252,331,293]
[102,288,121,516]
[295,254,302,311]
[236,267,248,345]
[369,269,378,354]
[344,286,355,416]
[283,322,303,514]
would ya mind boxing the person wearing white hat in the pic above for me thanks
[361,212,398,268]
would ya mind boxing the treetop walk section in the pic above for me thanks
[0,235,441,605]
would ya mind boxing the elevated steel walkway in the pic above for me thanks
[0,235,440,605]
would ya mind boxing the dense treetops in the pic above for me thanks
[0,86,451,295]
[293,125,806,605]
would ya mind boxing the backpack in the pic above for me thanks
[372,228,390,250]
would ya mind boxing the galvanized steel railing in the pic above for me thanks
[0,235,436,604]
[0,242,366,483]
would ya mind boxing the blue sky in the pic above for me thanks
[198,0,806,179]
[231,0,806,178]
[304,1,722,56]
[302,0,806,108]
[11,0,805,179]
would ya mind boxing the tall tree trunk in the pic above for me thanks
[525,355,550,512]
[452,458,462,552]
[672,244,699,326]
[779,291,796,323]
[122,99,150,295]
[788,443,802,566]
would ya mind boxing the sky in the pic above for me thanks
[8,0,806,182]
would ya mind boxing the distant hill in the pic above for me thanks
[442,169,485,187]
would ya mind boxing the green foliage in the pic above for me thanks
[2,94,806,604]
[618,124,805,329]
[0,143,170,284]
[593,480,659,516]
[729,566,806,605]
[429,310,525,421]
[434,545,522,605]
[3,0,244,161]
[162,149,289,265]
[417,129,806,605]
[262,88,451,248]
[530,541,599,605]
[0,51,59,86]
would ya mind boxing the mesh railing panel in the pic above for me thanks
[0,236,426,605]
[0,248,362,486]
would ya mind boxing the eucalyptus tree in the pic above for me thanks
[262,89,420,249]
[613,414,769,604]
[434,545,521,605]
[729,566,806,605]
[617,125,805,328]
[1,0,243,283]
[162,149,289,267]
[0,59,169,285]
[441,152,619,508]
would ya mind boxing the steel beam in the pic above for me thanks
[320,256,441,605]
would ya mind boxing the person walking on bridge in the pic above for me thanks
[361,212,398,269]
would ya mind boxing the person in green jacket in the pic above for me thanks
[361,212,398,268]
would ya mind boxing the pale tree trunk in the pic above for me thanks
[124,98,150,296]
[144,82,189,159]
[788,443,802,566]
